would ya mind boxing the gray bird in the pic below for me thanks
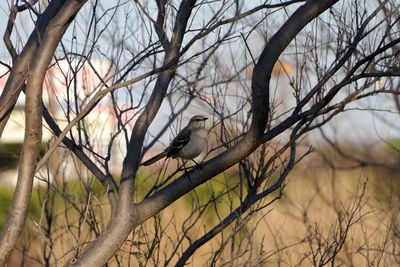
[141,115,208,166]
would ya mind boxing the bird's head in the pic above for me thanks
[189,115,208,128]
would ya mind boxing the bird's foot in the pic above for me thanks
[191,159,203,170]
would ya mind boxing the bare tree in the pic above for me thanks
[0,0,399,266]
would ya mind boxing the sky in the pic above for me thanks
[0,0,399,148]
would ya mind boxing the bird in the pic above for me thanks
[140,115,208,166]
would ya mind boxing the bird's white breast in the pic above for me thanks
[178,128,207,159]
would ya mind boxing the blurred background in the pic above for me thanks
[0,0,400,266]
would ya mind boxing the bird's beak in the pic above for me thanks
[203,117,208,121]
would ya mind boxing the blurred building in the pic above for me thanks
[0,60,123,184]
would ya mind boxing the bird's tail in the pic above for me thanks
[140,151,167,166]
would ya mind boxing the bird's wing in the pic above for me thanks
[166,126,191,158]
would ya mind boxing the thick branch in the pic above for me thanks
[130,0,339,228]
[69,1,198,266]
[0,1,87,265]
[0,0,66,137]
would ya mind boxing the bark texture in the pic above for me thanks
[0,1,88,265]
[69,0,338,266]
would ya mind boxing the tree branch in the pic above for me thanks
[69,1,199,266]
[130,0,339,229]
[0,0,66,137]
[0,1,87,265]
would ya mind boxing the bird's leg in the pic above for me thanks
[182,160,188,171]
[184,160,196,183]
[191,159,202,169]
[177,159,190,174]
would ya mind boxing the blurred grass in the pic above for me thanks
[0,138,399,266]
[0,186,41,231]
[386,138,400,159]
[0,143,22,170]
[1,138,399,231]
[0,142,47,171]
[0,176,106,232]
